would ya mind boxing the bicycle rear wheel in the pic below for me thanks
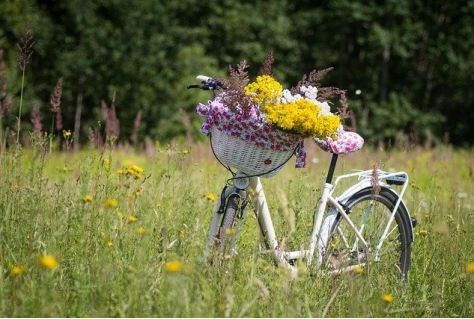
[324,186,413,280]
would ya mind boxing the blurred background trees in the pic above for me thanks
[0,0,472,149]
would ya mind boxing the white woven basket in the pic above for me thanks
[210,126,295,177]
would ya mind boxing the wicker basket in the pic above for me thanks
[210,126,295,177]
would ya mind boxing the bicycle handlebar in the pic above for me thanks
[187,75,224,91]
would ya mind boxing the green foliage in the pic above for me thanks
[0,0,473,147]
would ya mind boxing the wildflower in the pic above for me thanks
[106,241,113,247]
[83,194,93,203]
[39,255,58,269]
[244,75,283,105]
[128,215,137,223]
[127,164,144,179]
[467,262,474,273]
[11,265,27,275]
[165,261,182,273]
[210,52,342,140]
[50,77,63,130]
[134,187,142,196]
[116,211,122,218]
[116,169,124,175]
[205,193,216,202]
[103,198,118,208]
[137,227,147,235]
[415,229,428,236]
[353,266,364,274]
[63,130,72,138]
[381,294,394,303]
[182,148,189,155]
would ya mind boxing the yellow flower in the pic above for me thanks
[466,262,474,273]
[244,75,283,105]
[103,198,118,208]
[39,255,58,269]
[134,187,142,196]
[415,229,428,236]
[106,241,113,247]
[126,164,144,179]
[205,193,216,202]
[261,98,340,138]
[128,215,138,223]
[83,194,93,203]
[137,227,147,235]
[353,267,364,274]
[63,130,72,138]
[116,169,124,175]
[182,148,189,155]
[11,265,27,275]
[165,261,183,273]
[381,294,394,303]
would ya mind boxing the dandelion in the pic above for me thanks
[205,193,216,202]
[165,261,182,273]
[381,294,394,303]
[466,262,474,273]
[39,255,58,269]
[103,198,118,208]
[128,215,137,223]
[83,194,93,203]
[11,265,27,275]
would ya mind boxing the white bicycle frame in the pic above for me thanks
[205,167,412,276]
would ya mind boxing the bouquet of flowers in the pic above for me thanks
[196,51,362,176]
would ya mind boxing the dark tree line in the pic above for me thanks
[0,0,473,149]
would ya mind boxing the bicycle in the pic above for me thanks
[188,75,417,280]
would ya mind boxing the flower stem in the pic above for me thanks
[17,68,26,147]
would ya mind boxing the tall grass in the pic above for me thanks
[0,137,473,317]
[1,22,473,317]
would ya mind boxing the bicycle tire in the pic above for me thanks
[325,186,412,280]
[216,194,244,258]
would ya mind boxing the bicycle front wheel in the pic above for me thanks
[324,187,413,280]
[216,192,247,259]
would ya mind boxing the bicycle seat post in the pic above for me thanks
[326,153,339,184]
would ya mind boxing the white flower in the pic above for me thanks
[301,85,318,101]
[317,100,332,114]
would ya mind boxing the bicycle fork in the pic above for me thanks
[203,181,248,261]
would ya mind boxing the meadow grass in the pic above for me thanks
[0,137,473,317]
